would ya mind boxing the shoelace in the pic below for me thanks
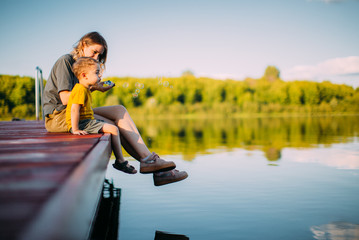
[144,152,160,164]
[157,169,179,177]
[170,170,179,176]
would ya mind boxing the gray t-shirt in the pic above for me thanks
[43,54,79,117]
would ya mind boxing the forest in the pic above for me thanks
[1,66,359,120]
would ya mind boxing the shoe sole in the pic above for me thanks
[140,162,176,174]
[154,172,188,186]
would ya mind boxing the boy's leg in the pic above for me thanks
[101,123,137,174]
[101,123,125,162]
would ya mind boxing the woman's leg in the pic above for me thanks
[94,113,142,160]
[93,105,151,161]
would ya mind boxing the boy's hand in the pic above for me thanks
[72,130,88,135]
[90,81,115,92]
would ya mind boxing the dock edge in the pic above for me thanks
[20,133,112,240]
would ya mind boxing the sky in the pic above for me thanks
[1,0,359,87]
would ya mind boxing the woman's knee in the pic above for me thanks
[112,105,129,120]
[94,105,128,121]
[116,105,127,115]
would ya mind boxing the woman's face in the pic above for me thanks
[82,44,104,61]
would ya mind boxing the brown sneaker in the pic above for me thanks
[153,170,188,186]
[140,152,176,174]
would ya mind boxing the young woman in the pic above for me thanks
[43,31,187,186]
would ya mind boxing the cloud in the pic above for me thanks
[307,0,359,3]
[282,56,359,81]
[307,0,347,3]
[321,0,346,3]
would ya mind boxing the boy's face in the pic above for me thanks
[85,64,102,86]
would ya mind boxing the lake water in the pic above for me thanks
[104,116,359,240]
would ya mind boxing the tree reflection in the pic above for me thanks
[132,115,359,161]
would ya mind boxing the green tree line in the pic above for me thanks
[93,66,359,117]
[1,66,359,119]
[0,75,35,119]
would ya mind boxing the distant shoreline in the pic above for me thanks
[2,112,358,122]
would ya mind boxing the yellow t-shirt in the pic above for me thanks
[66,83,94,130]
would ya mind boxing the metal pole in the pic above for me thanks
[38,68,44,120]
[35,67,39,120]
[35,66,44,120]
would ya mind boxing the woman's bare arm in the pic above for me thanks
[59,90,71,106]
[60,83,114,105]
[90,81,115,92]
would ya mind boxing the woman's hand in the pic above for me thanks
[90,81,115,92]
[72,129,88,135]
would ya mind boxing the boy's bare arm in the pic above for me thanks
[71,104,88,135]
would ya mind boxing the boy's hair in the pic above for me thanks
[71,31,108,69]
[72,57,99,79]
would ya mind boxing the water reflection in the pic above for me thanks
[311,222,359,240]
[90,179,121,240]
[132,115,359,161]
[107,115,359,240]
[285,145,359,169]
[154,230,189,240]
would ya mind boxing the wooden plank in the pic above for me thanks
[20,133,112,240]
[0,121,112,240]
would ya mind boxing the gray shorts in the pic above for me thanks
[70,119,105,134]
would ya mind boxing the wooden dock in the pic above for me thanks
[0,121,112,240]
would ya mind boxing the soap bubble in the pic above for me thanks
[135,89,140,94]
[132,93,138,98]
[122,82,129,88]
[163,81,169,87]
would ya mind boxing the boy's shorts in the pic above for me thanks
[70,119,105,134]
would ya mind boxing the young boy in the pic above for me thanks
[66,57,187,184]
[65,57,139,173]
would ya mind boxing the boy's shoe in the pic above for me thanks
[140,152,176,174]
[112,160,137,174]
[153,170,188,186]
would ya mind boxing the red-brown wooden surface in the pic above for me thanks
[0,121,104,240]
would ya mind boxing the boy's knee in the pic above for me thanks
[103,123,119,134]
[109,124,119,135]
[113,125,120,134]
